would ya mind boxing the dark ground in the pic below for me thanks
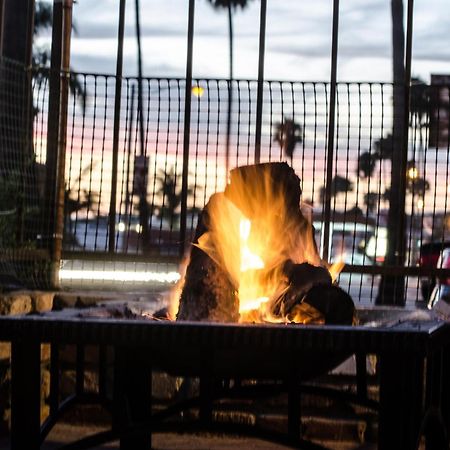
[1,422,377,449]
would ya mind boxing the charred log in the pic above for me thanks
[176,199,239,323]
[302,285,355,325]
[269,261,354,325]
[224,162,302,220]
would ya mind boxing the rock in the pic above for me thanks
[0,408,10,434]
[52,293,79,310]
[40,404,49,425]
[41,370,50,400]
[0,344,10,361]
[152,372,181,401]
[30,291,55,312]
[0,293,32,315]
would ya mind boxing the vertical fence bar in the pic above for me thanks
[44,0,62,286]
[398,0,414,263]
[179,0,195,257]
[0,0,4,54]
[322,0,340,262]
[225,5,233,177]
[254,0,267,164]
[51,0,73,287]
[134,0,150,254]
[108,0,126,253]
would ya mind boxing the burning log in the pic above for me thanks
[176,194,239,322]
[176,162,355,326]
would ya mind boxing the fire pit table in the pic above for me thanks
[1,314,450,449]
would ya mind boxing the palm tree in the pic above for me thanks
[273,118,303,161]
[357,151,383,214]
[33,1,86,110]
[205,0,254,175]
[63,163,99,247]
[319,175,353,207]
[155,166,195,227]
[357,151,377,179]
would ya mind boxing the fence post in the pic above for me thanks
[43,0,69,289]
[179,0,195,258]
[254,0,267,164]
[322,0,340,263]
[108,0,126,254]
[376,0,414,305]
[51,0,73,287]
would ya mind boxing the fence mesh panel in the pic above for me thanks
[0,58,48,290]
[1,59,449,303]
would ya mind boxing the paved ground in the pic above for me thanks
[0,423,376,449]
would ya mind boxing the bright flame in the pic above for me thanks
[240,219,264,272]
[328,260,345,283]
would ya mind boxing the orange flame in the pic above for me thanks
[189,164,339,323]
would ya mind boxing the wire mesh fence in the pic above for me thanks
[1,57,450,304]
[0,58,49,290]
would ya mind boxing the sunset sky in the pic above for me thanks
[34,0,450,217]
[36,0,450,83]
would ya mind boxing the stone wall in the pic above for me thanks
[0,291,55,433]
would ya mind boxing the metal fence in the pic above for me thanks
[1,56,450,304]
[31,67,450,302]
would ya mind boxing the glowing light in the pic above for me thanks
[135,224,143,233]
[407,167,418,180]
[417,198,424,210]
[59,269,181,284]
[192,85,204,97]
[117,222,126,232]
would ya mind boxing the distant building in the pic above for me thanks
[429,74,450,149]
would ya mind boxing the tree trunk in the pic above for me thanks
[376,0,406,305]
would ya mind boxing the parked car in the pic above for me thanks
[419,241,450,301]
[427,247,450,313]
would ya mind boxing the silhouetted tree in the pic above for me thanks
[319,175,353,205]
[274,118,303,160]
[64,164,99,246]
[363,192,381,213]
[206,0,254,175]
[155,166,196,226]
[357,151,377,178]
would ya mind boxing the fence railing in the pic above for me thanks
[2,59,450,303]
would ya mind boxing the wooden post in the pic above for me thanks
[51,0,73,287]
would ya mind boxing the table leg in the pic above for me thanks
[10,338,41,450]
[113,346,152,450]
[378,351,423,450]
[287,377,301,441]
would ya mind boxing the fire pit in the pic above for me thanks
[1,164,449,449]
[173,162,355,380]
[1,313,449,450]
